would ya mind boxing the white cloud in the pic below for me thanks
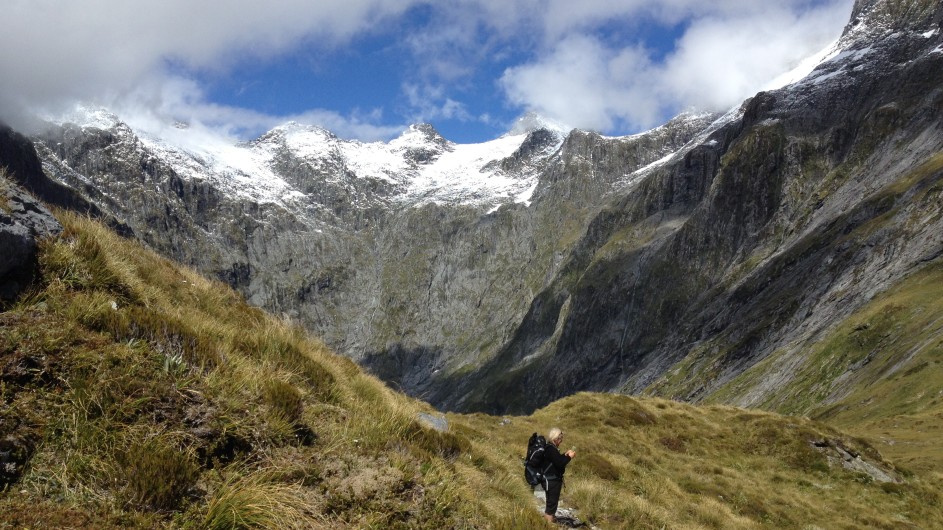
[0,0,417,134]
[107,76,404,142]
[659,5,851,111]
[498,0,853,133]
[402,83,474,124]
[0,0,855,141]
[501,36,662,132]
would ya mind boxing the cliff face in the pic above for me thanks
[438,0,943,412]
[22,102,716,404]
[6,0,942,414]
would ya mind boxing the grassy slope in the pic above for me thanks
[451,393,942,529]
[710,259,943,477]
[0,212,506,529]
[2,212,941,529]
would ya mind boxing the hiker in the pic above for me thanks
[542,427,575,523]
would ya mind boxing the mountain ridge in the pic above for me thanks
[1,0,940,417]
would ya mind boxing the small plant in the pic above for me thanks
[0,171,12,213]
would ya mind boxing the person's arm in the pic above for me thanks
[545,444,572,470]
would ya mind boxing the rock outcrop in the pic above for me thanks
[0,150,62,301]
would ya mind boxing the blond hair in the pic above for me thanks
[547,427,563,444]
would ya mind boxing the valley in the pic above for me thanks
[1,0,942,527]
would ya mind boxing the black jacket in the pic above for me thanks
[543,443,571,480]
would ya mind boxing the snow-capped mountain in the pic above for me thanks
[6,0,942,414]
[48,106,566,211]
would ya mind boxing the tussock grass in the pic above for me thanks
[0,212,480,528]
[3,211,941,528]
[450,393,943,529]
[119,431,200,511]
[202,471,316,530]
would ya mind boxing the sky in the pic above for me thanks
[1,0,854,144]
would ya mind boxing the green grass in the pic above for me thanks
[0,212,484,528]
[2,211,942,528]
[451,393,943,529]
[809,261,943,474]
[705,257,943,476]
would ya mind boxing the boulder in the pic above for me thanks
[0,180,61,301]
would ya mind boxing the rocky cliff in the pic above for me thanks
[439,0,943,412]
[0,171,61,302]
[5,0,941,414]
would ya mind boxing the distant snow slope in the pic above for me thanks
[49,107,566,209]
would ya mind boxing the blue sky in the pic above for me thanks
[2,0,854,144]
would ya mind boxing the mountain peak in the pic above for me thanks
[846,0,941,37]
[506,112,570,137]
[390,122,450,151]
[46,105,122,131]
[272,121,335,137]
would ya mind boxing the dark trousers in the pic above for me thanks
[544,479,563,516]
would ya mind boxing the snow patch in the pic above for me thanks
[763,38,842,91]
[137,131,300,206]
[43,106,564,210]
[406,133,529,204]
[516,180,540,207]
[341,141,410,184]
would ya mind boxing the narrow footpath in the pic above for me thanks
[532,487,600,529]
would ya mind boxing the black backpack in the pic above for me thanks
[523,433,552,487]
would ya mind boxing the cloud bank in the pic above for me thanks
[496,0,853,131]
[0,0,853,140]
[1,0,414,137]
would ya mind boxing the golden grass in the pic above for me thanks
[450,394,943,529]
[0,212,480,528]
[202,471,319,530]
[3,211,942,528]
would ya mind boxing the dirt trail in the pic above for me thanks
[531,487,599,529]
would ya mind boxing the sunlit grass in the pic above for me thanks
[450,393,943,529]
[0,212,480,528]
[2,211,941,528]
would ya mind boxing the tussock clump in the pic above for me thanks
[118,434,199,511]
[264,378,304,424]
[577,453,620,481]
[201,472,313,530]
